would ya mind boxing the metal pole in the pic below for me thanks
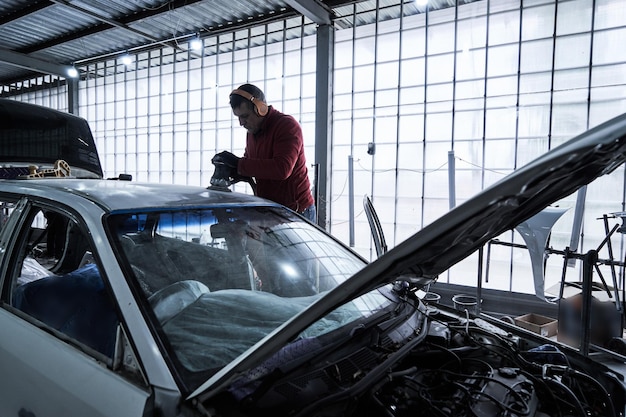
[314,24,334,230]
[448,150,456,209]
[580,249,598,356]
[312,163,320,225]
[568,186,587,266]
[477,247,483,314]
[349,155,354,247]
[67,78,79,115]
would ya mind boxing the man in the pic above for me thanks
[212,84,316,223]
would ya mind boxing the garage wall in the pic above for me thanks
[328,0,626,296]
[77,16,317,194]
[5,0,626,298]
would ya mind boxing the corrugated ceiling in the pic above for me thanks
[0,0,478,87]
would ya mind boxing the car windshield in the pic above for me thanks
[107,205,381,391]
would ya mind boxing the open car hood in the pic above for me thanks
[0,99,103,179]
[195,112,626,400]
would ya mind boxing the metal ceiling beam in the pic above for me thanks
[47,0,198,54]
[18,0,205,54]
[284,0,333,25]
[49,0,164,44]
[0,48,74,79]
[74,8,299,65]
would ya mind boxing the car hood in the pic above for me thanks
[194,111,626,401]
[0,99,103,179]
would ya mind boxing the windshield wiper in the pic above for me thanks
[291,308,431,417]
[231,295,419,402]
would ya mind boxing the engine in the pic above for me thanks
[365,317,622,417]
[215,306,624,417]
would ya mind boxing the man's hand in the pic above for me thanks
[212,151,241,168]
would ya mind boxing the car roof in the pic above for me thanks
[0,99,103,179]
[0,179,277,213]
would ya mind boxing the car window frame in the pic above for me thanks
[0,196,29,295]
[0,197,129,369]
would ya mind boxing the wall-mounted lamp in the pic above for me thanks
[415,0,428,6]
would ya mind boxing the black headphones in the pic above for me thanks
[230,88,269,117]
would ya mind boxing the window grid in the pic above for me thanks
[330,0,626,297]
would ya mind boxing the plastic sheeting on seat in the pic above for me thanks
[13,264,118,357]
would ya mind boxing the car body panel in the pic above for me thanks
[0,308,149,417]
[0,173,365,416]
[0,189,183,392]
[0,178,273,212]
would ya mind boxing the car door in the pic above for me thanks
[0,199,151,417]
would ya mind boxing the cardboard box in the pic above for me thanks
[547,281,623,347]
[514,313,558,337]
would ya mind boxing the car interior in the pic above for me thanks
[10,207,119,358]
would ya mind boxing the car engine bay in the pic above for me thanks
[214,295,625,417]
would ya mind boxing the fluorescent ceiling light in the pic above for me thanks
[121,54,133,66]
[190,38,202,51]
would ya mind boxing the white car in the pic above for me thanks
[0,99,624,417]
